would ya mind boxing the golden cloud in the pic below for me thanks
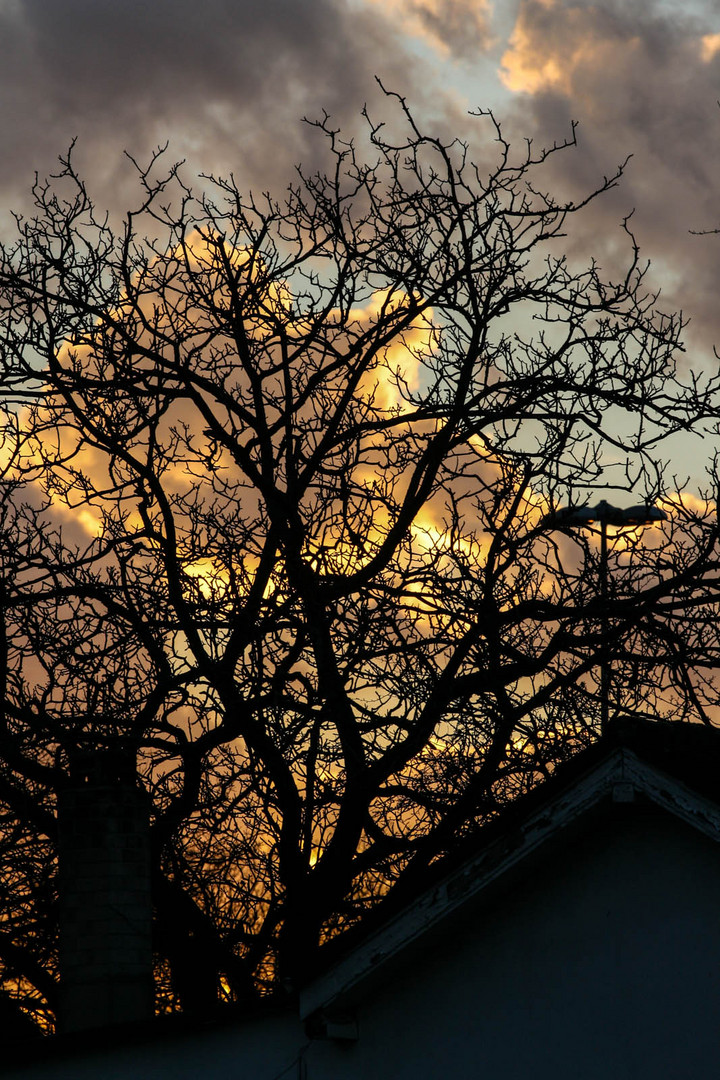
[700,33,720,63]
[500,21,570,95]
[498,1,640,98]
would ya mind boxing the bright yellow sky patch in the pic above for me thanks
[350,288,433,412]
[700,33,720,62]
[183,557,229,599]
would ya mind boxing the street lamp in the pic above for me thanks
[543,499,668,733]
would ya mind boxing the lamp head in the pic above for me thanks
[621,504,668,525]
[544,500,668,529]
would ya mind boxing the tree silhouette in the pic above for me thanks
[0,93,719,1026]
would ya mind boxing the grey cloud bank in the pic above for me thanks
[0,0,414,210]
[0,0,718,371]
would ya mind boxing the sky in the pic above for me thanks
[1,0,719,487]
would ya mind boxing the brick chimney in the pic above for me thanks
[57,751,153,1033]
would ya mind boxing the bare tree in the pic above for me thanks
[0,93,719,1026]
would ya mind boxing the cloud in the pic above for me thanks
[700,32,720,62]
[0,0,420,217]
[2,0,718,490]
[496,0,720,361]
[364,0,493,60]
[499,1,633,96]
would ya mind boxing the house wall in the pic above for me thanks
[307,806,720,1080]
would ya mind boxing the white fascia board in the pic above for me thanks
[622,752,720,842]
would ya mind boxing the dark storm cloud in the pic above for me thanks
[496,0,720,357]
[0,0,415,213]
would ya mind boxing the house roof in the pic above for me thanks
[300,718,720,1021]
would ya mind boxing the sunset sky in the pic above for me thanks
[1,0,719,486]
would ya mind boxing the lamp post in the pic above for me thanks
[544,500,667,733]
